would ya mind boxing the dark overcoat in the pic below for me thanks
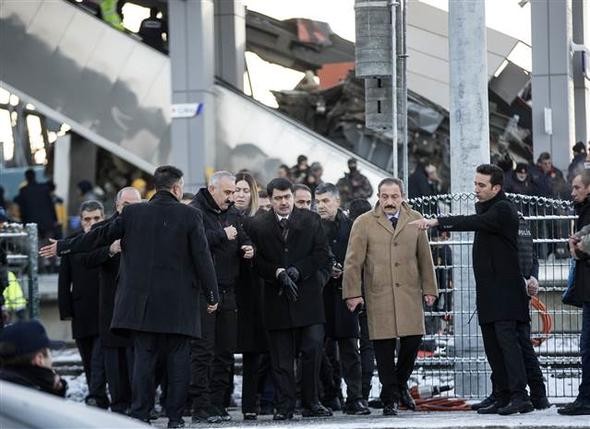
[248,208,330,330]
[57,191,219,338]
[437,192,529,324]
[322,210,359,339]
[80,212,130,347]
[573,197,590,303]
[235,214,268,353]
[57,233,101,339]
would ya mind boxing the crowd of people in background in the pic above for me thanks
[0,144,589,426]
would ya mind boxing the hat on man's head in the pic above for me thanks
[515,163,529,174]
[0,320,62,358]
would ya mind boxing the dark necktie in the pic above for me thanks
[390,217,398,230]
[279,218,289,241]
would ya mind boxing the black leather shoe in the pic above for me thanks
[273,412,294,420]
[243,412,257,420]
[191,407,222,424]
[368,398,384,409]
[471,394,496,411]
[302,403,333,417]
[167,420,185,429]
[558,399,590,416]
[497,398,534,415]
[382,402,399,416]
[477,400,508,414]
[323,396,342,411]
[344,399,371,415]
[215,407,232,422]
[399,388,416,411]
[531,397,551,410]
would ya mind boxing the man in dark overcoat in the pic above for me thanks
[315,183,369,415]
[412,164,534,415]
[80,186,141,414]
[560,170,590,416]
[58,200,108,408]
[247,178,332,420]
[189,171,254,423]
[41,166,219,429]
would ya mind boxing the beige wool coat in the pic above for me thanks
[342,202,438,340]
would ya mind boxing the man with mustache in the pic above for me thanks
[343,178,437,416]
[189,171,254,423]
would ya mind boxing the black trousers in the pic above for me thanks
[489,321,546,400]
[268,324,324,413]
[358,310,375,400]
[190,288,237,411]
[93,337,133,413]
[241,352,272,414]
[480,321,528,401]
[321,337,363,403]
[88,337,109,407]
[373,335,422,405]
[75,336,96,389]
[129,332,190,423]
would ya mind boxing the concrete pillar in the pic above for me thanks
[448,0,490,398]
[531,0,575,171]
[214,0,246,90]
[573,0,589,144]
[53,134,71,217]
[168,0,216,190]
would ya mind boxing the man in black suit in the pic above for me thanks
[247,178,332,420]
[80,186,142,414]
[315,183,370,416]
[189,171,254,423]
[412,164,534,416]
[41,166,219,429]
[58,200,109,408]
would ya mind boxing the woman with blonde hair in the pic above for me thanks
[233,172,271,420]
[234,172,259,217]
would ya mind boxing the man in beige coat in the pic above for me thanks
[343,178,437,416]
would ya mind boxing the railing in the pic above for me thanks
[1,223,39,321]
[408,193,581,399]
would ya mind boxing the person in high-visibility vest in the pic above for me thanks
[3,271,27,322]
[100,0,124,31]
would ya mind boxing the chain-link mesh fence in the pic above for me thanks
[1,223,39,322]
[408,193,581,399]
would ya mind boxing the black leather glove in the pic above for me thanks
[286,266,300,283]
[277,270,299,302]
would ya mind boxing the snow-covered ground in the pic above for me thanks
[152,408,590,429]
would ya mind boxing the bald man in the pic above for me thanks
[81,187,141,414]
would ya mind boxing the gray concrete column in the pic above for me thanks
[53,134,71,217]
[448,0,490,398]
[531,0,575,171]
[573,0,589,144]
[169,0,216,190]
[215,0,246,90]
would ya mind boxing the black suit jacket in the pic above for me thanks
[57,191,219,338]
[322,210,359,338]
[438,192,529,324]
[248,207,330,330]
[80,213,130,347]
[57,232,101,339]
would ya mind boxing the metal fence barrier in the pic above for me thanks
[1,223,39,321]
[408,193,581,399]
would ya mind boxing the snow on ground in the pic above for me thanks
[152,408,590,429]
